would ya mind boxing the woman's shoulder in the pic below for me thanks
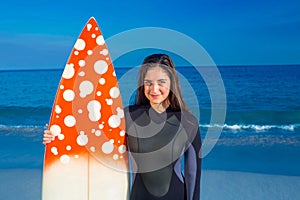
[180,109,199,127]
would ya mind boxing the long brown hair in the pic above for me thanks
[135,54,187,111]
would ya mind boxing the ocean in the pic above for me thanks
[0,65,300,199]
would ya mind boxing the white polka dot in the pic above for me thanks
[91,129,95,133]
[58,134,65,140]
[79,60,85,67]
[92,34,96,38]
[74,155,79,159]
[106,57,109,60]
[110,139,114,144]
[74,51,79,55]
[95,130,101,136]
[79,81,94,98]
[87,50,93,55]
[105,99,113,105]
[56,115,59,119]
[109,87,120,98]
[79,71,85,76]
[63,89,75,102]
[87,100,101,122]
[102,141,114,154]
[50,125,61,136]
[60,155,70,164]
[96,91,102,96]
[51,147,58,155]
[55,105,62,114]
[62,64,75,79]
[74,39,86,51]
[113,154,119,160]
[96,35,105,46]
[64,115,76,127]
[117,107,124,118]
[90,146,95,152]
[60,85,64,89]
[66,145,71,151]
[76,132,88,146]
[108,115,120,128]
[100,49,108,56]
[120,130,125,137]
[112,71,116,76]
[99,78,106,85]
[78,109,83,114]
[118,145,126,154]
[87,23,92,31]
[95,27,99,31]
[94,60,108,75]
[99,124,104,129]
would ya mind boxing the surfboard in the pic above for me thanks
[42,17,129,200]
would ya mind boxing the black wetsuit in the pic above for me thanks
[125,105,201,200]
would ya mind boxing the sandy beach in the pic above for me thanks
[1,169,300,200]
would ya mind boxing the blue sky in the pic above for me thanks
[0,0,300,70]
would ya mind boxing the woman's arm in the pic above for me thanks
[184,126,202,200]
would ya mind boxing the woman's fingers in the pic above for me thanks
[43,129,55,145]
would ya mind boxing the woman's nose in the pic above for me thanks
[151,83,159,93]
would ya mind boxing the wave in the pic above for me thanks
[1,122,299,136]
[200,123,300,132]
[0,124,44,142]
[0,124,44,131]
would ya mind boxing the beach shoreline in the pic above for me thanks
[1,168,299,200]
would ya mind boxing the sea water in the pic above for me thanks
[0,65,299,199]
[0,65,300,200]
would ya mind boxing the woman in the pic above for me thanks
[125,54,201,200]
[43,54,201,200]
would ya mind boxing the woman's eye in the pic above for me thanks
[144,81,152,86]
[158,80,166,85]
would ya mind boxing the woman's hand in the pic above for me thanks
[43,124,55,145]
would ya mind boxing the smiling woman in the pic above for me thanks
[126,54,201,200]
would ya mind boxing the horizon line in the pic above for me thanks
[0,63,300,72]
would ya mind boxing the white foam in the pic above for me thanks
[200,123,299,132]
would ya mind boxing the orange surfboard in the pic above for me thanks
[42,17,129,200]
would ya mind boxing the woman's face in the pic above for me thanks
[143,66,171,110]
